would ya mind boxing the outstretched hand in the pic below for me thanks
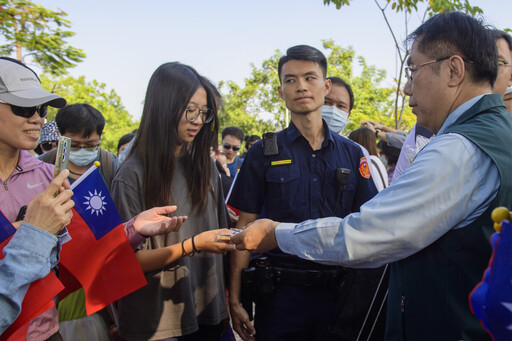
[194,229,238,253]
[23,169,74,235]
[230,219,280,252]
[133,205,187,236]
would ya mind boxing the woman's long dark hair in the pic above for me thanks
[129,62,219,212]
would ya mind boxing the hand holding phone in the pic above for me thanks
[53,136,71,178]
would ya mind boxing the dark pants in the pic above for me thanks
[177,322,223,341]
[254,284,340,341]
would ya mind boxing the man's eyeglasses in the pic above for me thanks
[41,141,58,152]
[185,106,214,123]
[10,104,48,118]
[223,144,240,151]
[498,60,512,67]
[405,56,473,83]
[70,142,101,152]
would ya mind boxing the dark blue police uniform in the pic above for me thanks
[228,121,378,341]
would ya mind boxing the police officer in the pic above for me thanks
[227,45,378,341]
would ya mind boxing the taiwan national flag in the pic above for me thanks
[0,211,64,341]
[59,164,147,315]
[470,219,512,340]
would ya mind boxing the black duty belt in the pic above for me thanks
[272,267,345,288]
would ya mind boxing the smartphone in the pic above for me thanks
[216,228,242,242]
[53,136,71,178]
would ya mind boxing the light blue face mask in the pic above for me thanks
[69,148,98,166]
[321,105,350,133]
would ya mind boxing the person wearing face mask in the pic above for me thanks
[322,77,390,192]
[321,76,352,134]
[41,103,118,189]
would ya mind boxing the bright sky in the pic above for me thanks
[34,0,510,120]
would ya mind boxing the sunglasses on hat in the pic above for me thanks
[9,104,48,119]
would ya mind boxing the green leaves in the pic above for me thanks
[323,0,352,10]
[0,0,85,75]
[40,74,138,153]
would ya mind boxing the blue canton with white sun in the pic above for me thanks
[83,190,107,216]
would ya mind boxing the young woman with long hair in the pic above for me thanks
[111,62,233,341]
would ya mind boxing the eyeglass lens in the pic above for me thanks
[186,106,213,123]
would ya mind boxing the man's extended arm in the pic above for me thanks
[233,134,499,268]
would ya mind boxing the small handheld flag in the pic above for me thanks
[59,164,146,315]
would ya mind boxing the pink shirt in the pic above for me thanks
[0,150,145,339]
[0,150,59,340]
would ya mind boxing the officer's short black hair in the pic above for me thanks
[278,45,327,83]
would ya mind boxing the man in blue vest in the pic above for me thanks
[231,12,512,341]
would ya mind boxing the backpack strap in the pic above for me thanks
[370,158,387,189]
[99,148,114,189]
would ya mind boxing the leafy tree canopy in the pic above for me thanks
[0,0,85,75]
[323,0,482,16]
[40,74,138,153]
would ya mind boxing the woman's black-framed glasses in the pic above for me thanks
[9,104,48,118]
[185,105,213,123]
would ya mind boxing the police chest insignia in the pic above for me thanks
[270,159,292,166]
[359,157,371,179]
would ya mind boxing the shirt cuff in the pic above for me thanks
[274,222,297,255]
[124,218,146,250]
[11,223,59,265]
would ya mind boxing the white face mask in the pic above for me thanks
[321,105,350,133]
[69,148,98,166]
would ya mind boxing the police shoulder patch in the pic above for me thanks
[359,157,371,179]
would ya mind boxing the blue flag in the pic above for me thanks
[0,211,16,244]
[61,163,147,315]
[71,165,122,240]
[470,219,512,340]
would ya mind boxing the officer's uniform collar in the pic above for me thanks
[285,119,335,150]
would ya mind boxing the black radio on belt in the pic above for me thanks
[255,256,275,295]
[241,256,275,321]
